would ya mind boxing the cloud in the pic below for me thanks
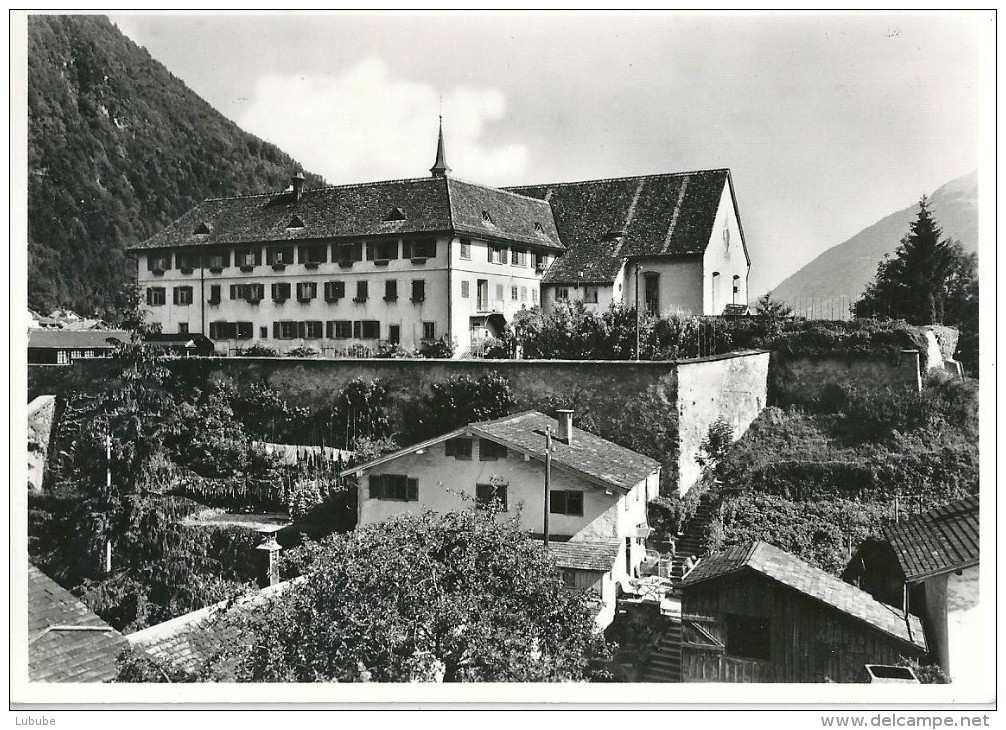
[238,58,527,185]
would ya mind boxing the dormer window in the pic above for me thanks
[193,222,212,235]
[384,207,407,221]
[287,215,305,229]
[533,222,544,233]
[481,210,494,224]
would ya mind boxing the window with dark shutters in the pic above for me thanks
[208,285,221,305]
[384,280,398,301]
[325,281,345,301]
[411,280,426,303]
[297,282,317,302]
[146,287,166,306]
[273,322,281,339]
[476,483,507,511]
[237,322,253,340]
[333,242,363,264]
[549,490,584,516]
[305,321,323,339]
[361,320,380,339]
[272,282,291,302]
[297,321,307,339]
[445,438,472,459]
[353,321,362,339]
[355,281,368,302]
[368,474,418,501]
[479,439,507,461]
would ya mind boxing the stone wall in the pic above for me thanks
[676,351,771,494]
[28,351,771,496]
[770,350,922,407]
[27,395,56,492]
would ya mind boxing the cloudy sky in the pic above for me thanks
[110,11,987,296]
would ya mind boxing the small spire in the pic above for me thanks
[430,115,451,178]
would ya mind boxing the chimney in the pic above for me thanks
[255,529,282,588]
[291,172,306,203]
[556,409,574,445]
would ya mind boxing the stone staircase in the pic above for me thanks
[669,494,719,585]
[641,619,682,682]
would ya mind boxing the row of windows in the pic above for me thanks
[147,238,440,272]
[555,286,600,304]
[147,280,428,306]
[444,437,506,460]
[207,319,436,342]
[365,471,583,516]
[151,240,554,273]
[459,280,538,304]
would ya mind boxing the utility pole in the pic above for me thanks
[544,427,552,547]
[104,432,113,574]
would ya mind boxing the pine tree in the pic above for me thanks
[852,196,962,325]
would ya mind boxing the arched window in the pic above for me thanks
[712,271,721,311]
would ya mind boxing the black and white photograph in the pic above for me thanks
[12,9,995,712]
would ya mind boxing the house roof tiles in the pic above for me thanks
[548,540,621,572]
[882,496,979,582]
[680,541,926,650]
[508,169,740,284]
[468,411,660,492]
[127,176,564,253]
[28,564,129,682]
[26,329,130,350]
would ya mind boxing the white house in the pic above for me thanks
[339,410,661,629]
[510,169,751,317]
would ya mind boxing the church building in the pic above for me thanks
[129,124,751,356]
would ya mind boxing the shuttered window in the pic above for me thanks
[368,474,418,501]
[146,287,166,306]
[324,281,345,301]
[479,439,507,461]
[272,282,291,301]
[476,483,508,511]
[445,438,472,459]
[549,490,584,516]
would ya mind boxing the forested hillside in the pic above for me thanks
[27,15,324,317]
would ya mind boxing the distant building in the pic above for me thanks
[678,541,926,683]
[843,496,979,683]
[127,125,752,357]
[26,329,130,364]
[28,563,129,682]
[339,409,661,628]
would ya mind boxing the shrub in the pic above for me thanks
[418,335,456,359]
[236,343,280,357]
[286,345,320,358]
[409,372,517,442]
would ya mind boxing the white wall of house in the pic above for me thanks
[702,180,750,315]
[355,435,657,582]
[541,281,617,314]
[447,236,552,354]
[922,565,981,685]
[621,258,704,317]
[137,237,453,354]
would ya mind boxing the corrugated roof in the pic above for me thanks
[508,169,734,284]
[28,564,129,682]
[27,329,130,350]
[469,411,660,492]
[548,540,620,572]
[882,496,979,582]
[127,176,564,253]
[127,578,303,675]
[680,541,926,650]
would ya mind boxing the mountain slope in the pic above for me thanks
[770,171,978,310]
[27,15,325,317]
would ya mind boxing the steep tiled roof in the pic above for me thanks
[28,564,129,682]
[509,169,736,284]
[548,540,621,572]
[680,541,926,650]
[127,578,302,675]
[128,177,564,253]
[469,411,660,492]
[27,329,130,350]
[882,496,979,582]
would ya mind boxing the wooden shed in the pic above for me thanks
[678,541,926,683]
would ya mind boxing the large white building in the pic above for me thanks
[129,126,751,356]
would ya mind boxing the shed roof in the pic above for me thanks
[26,329,130,350]
[509,169,744,284]
[680,541,926,650]
[882,495,979,582]
[126,578,303,675]
[28,564,129,682]
[127,176,564,253]
[548,540,621,572]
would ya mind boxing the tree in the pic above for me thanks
[853,197,972,326]
[123,509,613,682]
[755,292,794,319]
[409,373,517,441]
